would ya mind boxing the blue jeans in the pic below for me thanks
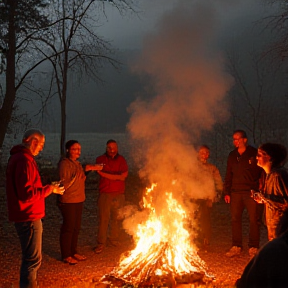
[15,219,42,288]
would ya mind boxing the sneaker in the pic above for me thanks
[249,247,258,257]
[226,246,242,257]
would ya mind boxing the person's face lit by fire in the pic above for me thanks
[106,142,118,158]
[256,149,271,170]
[198,147,210,164]
[232,132,247,149]
[30,135,45,156]
[68,143,81,161]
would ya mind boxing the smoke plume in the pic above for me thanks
[123,0,234,235]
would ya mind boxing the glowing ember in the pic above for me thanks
[104,183,214,287]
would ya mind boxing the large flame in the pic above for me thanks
[110,183,211,286]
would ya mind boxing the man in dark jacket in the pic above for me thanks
[224,130,263,258]
[6,129,64,288]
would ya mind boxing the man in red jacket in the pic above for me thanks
[94,139,128,254]
[6,129,64,288]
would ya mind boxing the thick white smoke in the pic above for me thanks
[127,0,233,194]
[121,0,240,236]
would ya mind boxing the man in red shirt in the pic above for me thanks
[6,129,64,288]
[94,139,128,254]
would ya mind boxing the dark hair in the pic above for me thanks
[258,143,287,167]
[106,139,117,145]
[65,140,79,150]
[233,129,247,139]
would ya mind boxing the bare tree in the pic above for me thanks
[224,41,288,146]
[0,0,51,150]
[31,0,137,155]
[263,0,288,60]
[0,0,138,158]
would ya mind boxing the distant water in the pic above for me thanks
[1,132,133,168]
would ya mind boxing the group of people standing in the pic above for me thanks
[57,138,128,264]
[5,129,128,288]
[5,128,288,288]
[224,130,288,259]
[196,129,288,287]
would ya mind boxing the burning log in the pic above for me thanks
[98,184,215,287]
[100,272,208,287]
[102,241,213,287]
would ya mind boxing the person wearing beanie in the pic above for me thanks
[57,140,103,264]
[253,143,288,240]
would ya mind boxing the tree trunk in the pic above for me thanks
[0,0,16,150]
[60,96,66,157]
[60,51,69,157]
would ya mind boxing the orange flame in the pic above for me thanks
[112,183,210,285]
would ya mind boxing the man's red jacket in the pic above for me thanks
[6,144,51,222]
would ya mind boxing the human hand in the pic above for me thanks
[224,195,230,204]
[85,164,104,171]
[251,190,265,204]
[51,184,65,195]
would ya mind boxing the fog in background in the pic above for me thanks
[18,0,283,137]
[127,0,234,202]
[117,0,283,237]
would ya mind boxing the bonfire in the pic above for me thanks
[101,183,214,287]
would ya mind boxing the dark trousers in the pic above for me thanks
[59,202,83,259]
[230,192,261,248]
[198,200,212,242]
[97,193,125,245]
[15,219,42,288]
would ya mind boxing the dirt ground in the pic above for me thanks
[0,171,268,288]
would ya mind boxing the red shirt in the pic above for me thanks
[96,153,128,194]
[6,145,51,222]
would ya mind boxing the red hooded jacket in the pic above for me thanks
[6,144,51,222]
